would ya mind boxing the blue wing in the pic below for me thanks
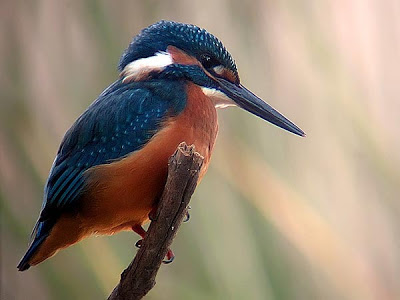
[18,79,186,270]
[18,79,187,271]
[39,79,186,220]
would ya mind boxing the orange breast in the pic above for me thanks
[29,82,218,266]
[81,82,218,231]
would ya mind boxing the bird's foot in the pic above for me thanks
[163,248,175,264]
[135,239,143,248]
[132,224,146,249]
[132,222,175,264]
[132,224,147,239]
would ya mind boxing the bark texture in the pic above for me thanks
[108,142,204,300]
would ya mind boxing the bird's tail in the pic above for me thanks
[17,219,54,271]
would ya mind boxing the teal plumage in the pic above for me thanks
[18,79,187,270]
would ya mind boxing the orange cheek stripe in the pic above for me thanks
[222,69,239,84]
[167,46,200,65]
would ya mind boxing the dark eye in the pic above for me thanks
[200,53,220,69]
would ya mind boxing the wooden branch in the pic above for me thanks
[108,142,204,300]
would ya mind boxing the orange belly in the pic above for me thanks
[30,83,218,265]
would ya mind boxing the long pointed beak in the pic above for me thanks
[217,78,305,137]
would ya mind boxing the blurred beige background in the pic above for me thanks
[1,1,400,299]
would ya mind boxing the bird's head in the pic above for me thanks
[119,20,305,136]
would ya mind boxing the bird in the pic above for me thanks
[17,20,305,271]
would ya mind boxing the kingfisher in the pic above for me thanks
[18,20,304,271]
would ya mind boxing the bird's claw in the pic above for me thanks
[135,239,143,248]
[183,211,190,223]
[163,248,175,264]
[183,206,191,223]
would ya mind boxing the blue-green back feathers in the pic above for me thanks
[40,80,186,220]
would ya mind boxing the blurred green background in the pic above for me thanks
[1,1,400,299]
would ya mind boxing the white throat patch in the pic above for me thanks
[201,87,236,109]
[121,52,173,83]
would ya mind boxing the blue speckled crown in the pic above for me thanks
[118,20,237,75]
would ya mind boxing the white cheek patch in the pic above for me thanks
[121,52,173,83]
[201,87,237,109]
